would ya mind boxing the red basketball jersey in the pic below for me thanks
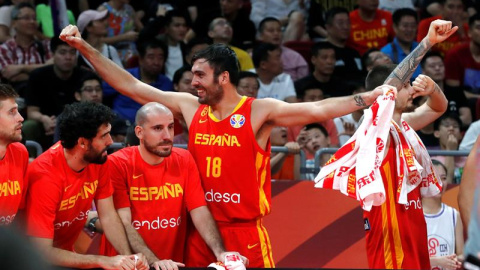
[364,139,430,269]
[188,96,271,222]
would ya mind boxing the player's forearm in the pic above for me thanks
[190,206,225,259]
[77,38,139,98]
[385,38,432,90]
[100,212,132,255]
[123,222,159,264]
[42,245,106,268]
[424,83,448,114]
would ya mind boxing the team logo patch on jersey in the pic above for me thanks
[230,114,245,128]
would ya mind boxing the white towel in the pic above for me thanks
[314,87,442,211]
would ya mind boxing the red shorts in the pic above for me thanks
[185,219,275,268]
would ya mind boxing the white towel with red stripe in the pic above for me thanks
[314,87,442,211]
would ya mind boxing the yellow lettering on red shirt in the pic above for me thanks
[193,133,241,147]
[130,184,184,201]
[59,180,99,211]
[0,180,21,197]
[353,28,388,41]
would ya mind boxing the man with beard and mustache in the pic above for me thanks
[0,83,28,226]
[59,19,455,268]
[100,102,245,270]
[24,102,149,270]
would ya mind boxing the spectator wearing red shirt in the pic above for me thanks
[24,102,149,270]
[417,0,469,56]
[346,0,394,56]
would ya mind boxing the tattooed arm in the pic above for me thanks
[385,20,458,89]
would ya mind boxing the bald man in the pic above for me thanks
[100,102,245,270]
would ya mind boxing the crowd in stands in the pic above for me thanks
[0,0,479,183]
[1,0,480,268]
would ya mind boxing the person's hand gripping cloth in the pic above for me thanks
[314,85,442,211]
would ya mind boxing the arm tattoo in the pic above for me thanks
[354,95,366,107]
[385,39,432,89]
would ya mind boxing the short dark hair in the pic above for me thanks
[361,48,380,70]
[296,80,323,100]
[191,43,240,85]
[252,42,280,68]
[185,37,210,56]
[258,17,281,33]
[50,36,71,53]
[238,71,258,84]
[420,51,443,68]
[59,102,115,149]
[365,64,396,90]
[77,72,102,93]
[469,13,480,27]
[325,7,349,26]
[165,9,190,27]
[137,39,168,59]
[0,83,18,102]
[311,42,336,57]
[305,123,328,137]
[172,65,192,85]
[11,2,35,20]
[433,113,462,131]
[392,8,417,25]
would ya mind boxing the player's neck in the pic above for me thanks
[209,89,243,120]
[359,8,376,22]
[0,143,7,160]
[392,111,402,125]
[422,196,442,214]
[63,148,89,172]
[138,145,165,165]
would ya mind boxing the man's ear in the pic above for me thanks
[433,130,440,138]
[135,125,143,140]
[78,137,87,149]
[219,71,229,85]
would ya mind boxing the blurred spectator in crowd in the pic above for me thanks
[0,0,32,43]
[295,42,352,98]
[236,71,259,98]
[381,8,421,80]
[36,2,76,38]
[288,80,339,147]
[361,48,392,72]
[0,3,52,96]
[296,123,331,180]
[460,118,480,151]
[347,0,394,55]
[250,0,309,43]
[139,9,189,80]
[307,0,327,41]
[423,159,464,269]
[184,37,209,65]
[431,114,465,183]
[253,43,296,102]
[110,117,130,143]
[76,9,124,70]
[125,124,139,146]
[24,36,88,150]
[379,0,415,14]
[445,13,480,111]
[104,39,173,124]
[458,136,480,258]
[98,0,143,65]
[186,0,255,51]
[417,0,469,56]
[270,126,300,180]
[208,17,254,71]
[172,65,195,96]
[325,7,364,84]
[257,17,309,81]
[333,83,366,146]
[422,51,471,127]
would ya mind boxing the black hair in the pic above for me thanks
[258,17,281,33]
[172,65,192,85]
[137,39,168,59]
[191,43,240,85]
[0,83,18,101]
[59,102,115,149]
[420,51,443,68]
[361,48,380,71]
[11,2,35,20]
[433,113,462,131]
[392,8,418,25]
[238,71,259,84]
[77,72,102,93]
[365,64,396,90]
[311,41,336,57]
[305,123,329,137]
[325,7,349,26]
[252,42,280,68]
[295,80,323,100]
[50,36,71,53]
[431,159,448,174]
[165,9,190,27]
[185,36,211,57]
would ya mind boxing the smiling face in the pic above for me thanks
[191,58,225,105]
